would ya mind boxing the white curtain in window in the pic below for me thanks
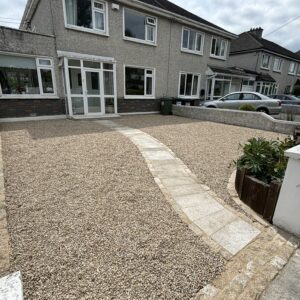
[66,0,77,25]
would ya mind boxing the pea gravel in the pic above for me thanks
[117,115,286,210]
[1,120,225,300]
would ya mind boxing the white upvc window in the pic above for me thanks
[288,62,296,75]
[181,27,204,55]
[0,54,56,98]
[261,54,271,69]
[178,72,201,98]
[64,0,108,35]
[273,57,283,72]
[210,37,227,59]
[297,64,300,76]
[124,65,155,99]
[123,8,157,45]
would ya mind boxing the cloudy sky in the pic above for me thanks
[0,0,299,52]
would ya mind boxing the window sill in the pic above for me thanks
[273,70,282,73]
[288,72,296,76]
[178,96,199,100]
[210,55,226,61]
[260,67,270,70]
[124,95,155,99]
[181,49,203,56]
[0,95,59,100]
[123,36,157,47]
[65,24,109,37]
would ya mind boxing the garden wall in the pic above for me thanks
[172,105,300,135]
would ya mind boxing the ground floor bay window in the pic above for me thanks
[0,54,56,97]
[61,53,117,117]
[124,66,155,98]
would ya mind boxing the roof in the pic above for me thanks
[230,31,300,62]
[208,65,276,82]
[138,0,232,34]
[21,0,234,37]
[208,66,252,77]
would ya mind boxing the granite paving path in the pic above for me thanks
[97,120,261,256]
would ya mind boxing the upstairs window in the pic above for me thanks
[261,54,271,69]
[181,28,204,55]
[124,9,157,44]
[288,62,296,75]
[273,58,283,72]
[179,72,200,98]
[210,37,227,59]
[0,54,55,97]
[65,0,107,34]
[298,65,300,76]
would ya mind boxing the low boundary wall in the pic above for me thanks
[172,105,300,135]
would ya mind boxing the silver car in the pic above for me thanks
[204,92,282,115]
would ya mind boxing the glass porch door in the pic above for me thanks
[84,70,103,115]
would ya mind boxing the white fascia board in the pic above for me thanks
[57,51,116,62]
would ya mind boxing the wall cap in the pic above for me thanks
[285,145,300,160]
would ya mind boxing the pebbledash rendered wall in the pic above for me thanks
[27,0,234,114]
[172,105,300,134]
[0,27,65,118]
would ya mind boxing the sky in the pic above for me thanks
[0,0,299,52]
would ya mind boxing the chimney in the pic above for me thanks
[249,27,263,38]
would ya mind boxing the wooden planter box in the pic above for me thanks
[235,168,281,222]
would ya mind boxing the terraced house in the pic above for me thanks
[0,0,245,119]
[228,28,300,96]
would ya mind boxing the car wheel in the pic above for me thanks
[257,107,269,114]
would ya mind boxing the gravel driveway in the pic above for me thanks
[1,120,224,300]
[117,115,285,208]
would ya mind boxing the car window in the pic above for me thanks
[283,96,290,100]
[223,93,241,101]
[241,93,260,100]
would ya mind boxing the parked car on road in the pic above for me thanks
[204,92,282,115]
[268,94,300,105]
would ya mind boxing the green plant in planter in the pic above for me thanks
[235,137,295,183]
[239,104,256,111]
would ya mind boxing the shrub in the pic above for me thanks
[235,137,296,183]
[239,104,256,111]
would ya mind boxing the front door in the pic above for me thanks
[84,70,103,115]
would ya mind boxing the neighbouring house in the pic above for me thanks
[228,28,300,96]
[1,0,244,119]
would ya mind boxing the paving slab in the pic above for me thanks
[160,177,197,187]
[194,209,238,236]
[143,149,175,161]
[211,219,261,255]
[182,202,224,222]
[260,249,300,300]
[168,183,206,197]
[174,193,216,209]
[0,272,23,300]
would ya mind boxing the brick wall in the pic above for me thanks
[117,98,161,113]
[0,99,66,118]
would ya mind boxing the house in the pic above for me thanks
[1,0,247,119]
[228,28,300,96]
